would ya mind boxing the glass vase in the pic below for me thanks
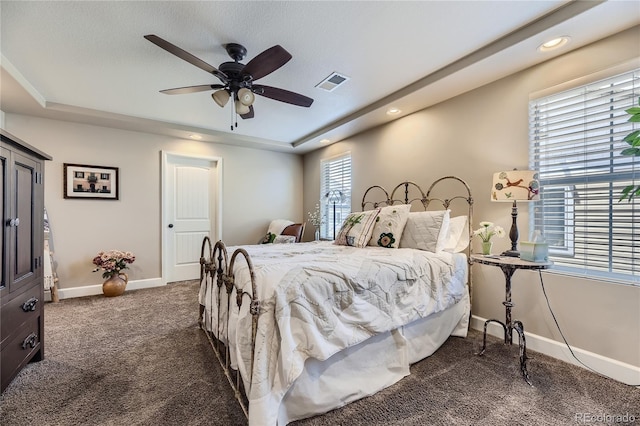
[481,241,493,255]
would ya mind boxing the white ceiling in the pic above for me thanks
[1,1,639,153]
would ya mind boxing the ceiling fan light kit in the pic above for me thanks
[235,101,251,115]
[212,90,230,107]
[144,34,314,130]
[237,88,255,106]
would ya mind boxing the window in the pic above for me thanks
[529,67,639,285]
[320,153,352,240]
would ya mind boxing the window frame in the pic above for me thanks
[319,152,352,240]
[529,63,639,286]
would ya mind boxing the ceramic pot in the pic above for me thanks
[481,241,493,255]
[102,272,128,297]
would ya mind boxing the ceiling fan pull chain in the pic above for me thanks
[230,98,235,131]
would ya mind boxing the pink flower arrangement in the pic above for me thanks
[92,250,135,279]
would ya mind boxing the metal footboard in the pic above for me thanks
[199,236,259,420]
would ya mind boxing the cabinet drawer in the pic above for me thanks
[1,283,42,345]
[1,315,41,392]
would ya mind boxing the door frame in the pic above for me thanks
[161,151,223,284]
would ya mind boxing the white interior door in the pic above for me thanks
[162,152,222,283]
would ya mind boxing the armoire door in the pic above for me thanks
[0,147,6,292]
[5,151,41,296]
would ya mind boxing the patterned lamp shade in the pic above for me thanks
[491,170,540,202]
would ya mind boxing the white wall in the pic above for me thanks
[4,115,303,290]
[303,26,640,371]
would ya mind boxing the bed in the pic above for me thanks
[198,176,474,425]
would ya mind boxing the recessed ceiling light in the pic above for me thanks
[189,134,202,140]
[387,108,401,115]
[320,138,331,144]
[538,36,570,52]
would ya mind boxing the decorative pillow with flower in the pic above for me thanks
[334,209,380,248]
[273,235,296,244]
[261,232,277,244]
[368,204,412,248]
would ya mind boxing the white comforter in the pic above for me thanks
[199,241,467,425]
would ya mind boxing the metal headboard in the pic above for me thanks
[361,176,474,318]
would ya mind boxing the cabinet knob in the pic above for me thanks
[21,333,38,350]
[22,297,39,312]
[168,224,174,228]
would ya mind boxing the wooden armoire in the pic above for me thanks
[0,129,51,392]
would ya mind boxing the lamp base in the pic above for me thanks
[501,249,520,258]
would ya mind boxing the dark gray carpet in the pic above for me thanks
[1,281,637,425]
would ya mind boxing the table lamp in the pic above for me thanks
[491,170,540,257]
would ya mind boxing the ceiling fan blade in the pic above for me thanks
[241,45,292,81]
[144,34,227,82]
[160,84,225,95]
[240,105,255,119]
[253,85,313,107]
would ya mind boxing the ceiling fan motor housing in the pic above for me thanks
[218,61,246,80]
[218,62,255,98]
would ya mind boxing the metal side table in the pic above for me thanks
[471,254,552,386]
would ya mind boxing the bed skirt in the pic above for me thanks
[276,287,470,424]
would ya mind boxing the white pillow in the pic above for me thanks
[368,204,412,248]
[399,210,451,252]
[267,219,294,236]
[443,215,470,253]
[334,209,380,248]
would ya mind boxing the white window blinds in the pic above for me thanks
[529,68,639,285]
[320,153,352,240]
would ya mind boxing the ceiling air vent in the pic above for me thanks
[316,72,350,92]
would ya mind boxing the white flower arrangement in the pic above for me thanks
[473,221,506,243]
[307,203,325,228]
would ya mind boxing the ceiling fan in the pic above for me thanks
[144,34,314,129]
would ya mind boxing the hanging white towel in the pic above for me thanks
[43,238,54,290]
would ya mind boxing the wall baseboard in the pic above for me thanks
[55,278,164,300]
[471,315,640,387]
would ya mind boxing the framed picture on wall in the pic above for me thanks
[63,163,119,200]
